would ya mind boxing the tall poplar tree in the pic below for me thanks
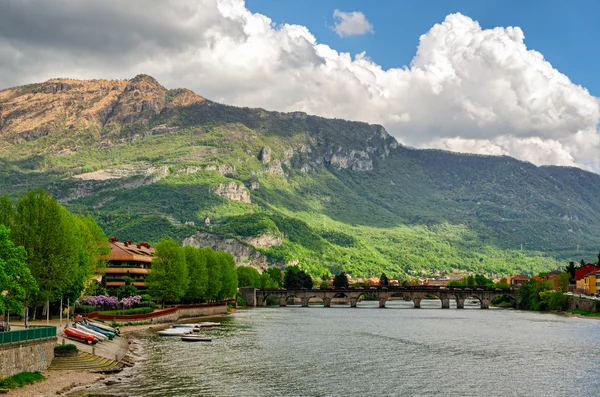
[11,189,80,308]
[147,239,188,304]
[205,248,223,301]
[217,251,238,301]
[183,246,208,302]
[0,194,13,228]
[0,225,37,315]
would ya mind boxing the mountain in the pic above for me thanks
[1,74,599,278]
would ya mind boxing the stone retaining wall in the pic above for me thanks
[568,297,598,312]
[89,303,228,324]
[0,337,56,376]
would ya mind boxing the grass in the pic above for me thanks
[0,371,46,390]
[567,309,600,317]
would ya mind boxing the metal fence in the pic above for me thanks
[0,326,57,345]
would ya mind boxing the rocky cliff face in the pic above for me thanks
[183,232,271,268]
[0,74,204,145]
[212,182,251,203]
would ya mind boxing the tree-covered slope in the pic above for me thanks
[1,75,598,277]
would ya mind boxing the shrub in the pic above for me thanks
[237,294,247,307]
[140,294,153,302]
[74,305,97,314]
[136,300,156,309]
[98,307,154,315]
[320,281,329,290]
[54,344,78,352]
[0,371,46,389]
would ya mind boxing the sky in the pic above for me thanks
[1,0,600,171]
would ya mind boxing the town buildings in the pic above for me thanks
[98,238,155,289]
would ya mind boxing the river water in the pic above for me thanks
[99,300,600,396]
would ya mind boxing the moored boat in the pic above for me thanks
[198,322,221,327]
[76,324,108,341]
[88,321,120,335]
[157,328,192,336]
[181,335,212,342]
[79,323,114,340]
[64,326,98,344]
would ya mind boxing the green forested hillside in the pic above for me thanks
[1,75,598,278]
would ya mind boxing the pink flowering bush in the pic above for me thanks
[120,295,141,308]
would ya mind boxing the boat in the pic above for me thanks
[64,326,98,344]
[198,322,221,327]
[79,323,116,340]
[172,324,197,328]
[88,321,120,335]
[157,328,192,336]
[181,335,212,342]
[76,324,109,341]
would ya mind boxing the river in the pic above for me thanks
[98,300,600,396]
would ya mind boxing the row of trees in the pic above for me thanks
[147,239,238,305]
[0,190,109,318]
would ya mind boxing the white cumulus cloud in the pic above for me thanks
[332,9,374,37]
[0,1,600,171]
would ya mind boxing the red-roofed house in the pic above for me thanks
[98,238,155,289]
[510,275,529,287]
[576,264,600,292]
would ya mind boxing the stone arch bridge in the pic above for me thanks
[239,286,515,309]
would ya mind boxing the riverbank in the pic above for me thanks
[5,313,231,396]
[5,371,104,397]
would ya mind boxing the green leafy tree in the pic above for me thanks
[0,225,37,316]
[147,239,188,304]
[183,246,209,302]
[333,272,349,289]
[65,214,110,302]
[11,190,81,309]
[284,266,313,289]
[265,267,283,287]
[117,279,138,299]
[494,278,510,289]
[379,273,389,287]
[553,272,570,293]
[474,274,493,287]
[205,248,222,301]
[0,194,13,228]
[216,251,237,300]
[260,272,279,289]
[564,262,577,284]
[465,275,475,287]
[236,266,261,288]
[539,290,568,311]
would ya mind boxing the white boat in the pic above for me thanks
[198,322,221,327]
[157,328,192,336]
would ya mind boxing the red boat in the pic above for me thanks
[64,326,98,344]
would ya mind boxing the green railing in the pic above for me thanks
[0,326,57,345]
